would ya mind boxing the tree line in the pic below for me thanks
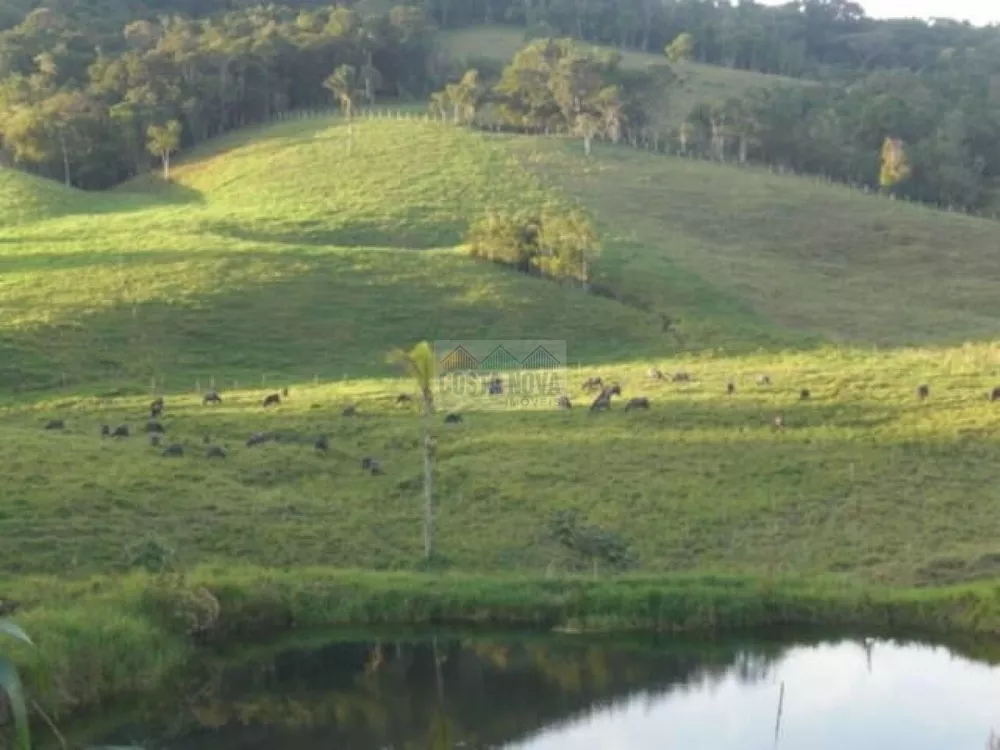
[421,0,1000,210]
[433,37,663,142]
[418,0,1000,80]
[678,66,1000,210]
[0,4,436,188]
[433,32,1000,212]
[4,0,1000,211]
[13,0,1000,84]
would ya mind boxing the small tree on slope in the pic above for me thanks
[147,120,182,179]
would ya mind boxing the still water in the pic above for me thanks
[85,634,1000,750]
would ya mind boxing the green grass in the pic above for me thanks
[440,25,806,130]
[2,114,1000,587]
[516,139,1000,347]
[4,344,1000,588]
[0,167,95,225]
[0,117,667,391]
[3,109,1000,715]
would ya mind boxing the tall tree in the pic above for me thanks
[325,64,362,153]
[147,119,182,179]
[324,64,361,120]
[573,111,599,155]
[360,60,383,107]
[3,92,101,186]
[492,38,644,136]
[441,68,483,124]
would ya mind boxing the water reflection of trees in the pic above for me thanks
[93,636,806,749]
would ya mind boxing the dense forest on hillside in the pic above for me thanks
[2,0,1000,211]
[7,0,995,79]
[0,3,438,188]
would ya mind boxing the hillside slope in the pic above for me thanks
[0,167,97,225]
[1,116,1000,589]
[0,117,669,392]
[513,139,1000,347]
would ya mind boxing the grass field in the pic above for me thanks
[1,113,1000,587]
[440,25,805,130]
[0,117,664,391]
[516,140,1000,347]
[4,110,1000,716]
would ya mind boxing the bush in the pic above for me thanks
[124,533,176,574]
[141,575,221,638]
[545,509,637,575]
[465,208,599,284]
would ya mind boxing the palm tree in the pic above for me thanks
[1,618,145,750]
[390,341,437,560]
[1,619,32,750]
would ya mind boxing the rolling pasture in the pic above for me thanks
[1,114,999,589]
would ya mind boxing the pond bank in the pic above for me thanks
[8,566,1000,718]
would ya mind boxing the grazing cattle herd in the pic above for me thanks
[36,369,1000,472]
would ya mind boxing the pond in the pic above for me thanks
[75,633,1000,750]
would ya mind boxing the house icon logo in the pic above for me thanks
[439,345,479,371]
[433,339,567,411]
[481,345,521,371]
[520,345,561,369]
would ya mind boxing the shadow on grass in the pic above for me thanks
[0,171,206,233]
[0,250,203,273]
[0,246,677,394]
[206,219,446,251]
[98,177,206,212]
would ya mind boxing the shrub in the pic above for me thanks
[465,208,599,285]
[124,533,176,574]
[545,509,637,575]
[140,575,220,638]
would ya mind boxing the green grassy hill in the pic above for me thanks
[441,26,805,130]
[2,113,1000,592]
[0,167,97,225]
[0,116,664,392]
